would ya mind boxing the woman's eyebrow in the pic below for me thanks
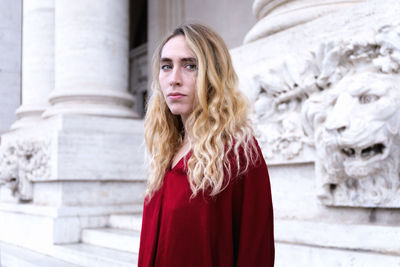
[160,58,172,64]
[181,57,197,63]
[160,57,197,63]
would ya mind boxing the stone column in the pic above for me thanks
[244,0,366,43]
[0,0,21,133]
[10,0,54,130]
[43,0,137,118]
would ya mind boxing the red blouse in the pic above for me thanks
[138,142,274,266]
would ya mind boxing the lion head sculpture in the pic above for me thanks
[303,71,400,206]
[301,24,400,207]
[250,23,400,206]
[0,139,51,202]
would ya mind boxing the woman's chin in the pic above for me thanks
[169,108,191,118]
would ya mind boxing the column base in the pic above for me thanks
[10,104,46,130]
[244,0,365,43]
[42,89,139,119]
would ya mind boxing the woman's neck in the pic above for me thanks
[181,114,189,144]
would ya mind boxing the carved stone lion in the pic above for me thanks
[301,24,400,207]
[251,23,400,206]
[303,71,400,206]
[0,139,51,202]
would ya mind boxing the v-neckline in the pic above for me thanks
[170,150,192,171]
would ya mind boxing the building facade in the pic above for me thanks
[0,0,399,266]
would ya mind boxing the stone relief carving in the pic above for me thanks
[253,59,315,163]
[0,139,51,201]
[254,24,400,206]
[303,25,400,207]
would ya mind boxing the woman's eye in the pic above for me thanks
[186,64,197,71]
[161,64,171,70]
[359,94,379,104]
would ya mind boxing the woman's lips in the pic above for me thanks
[168,93,185,100]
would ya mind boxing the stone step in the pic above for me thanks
[1,241,139,267]
[0,241,77,267]
[81,228,140,254]
[275,219,400,254]
[52,243,138,267]
[108,213,142,231]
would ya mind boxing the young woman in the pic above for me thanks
[138,23,274,267]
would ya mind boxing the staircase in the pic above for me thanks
[0,211,143,267]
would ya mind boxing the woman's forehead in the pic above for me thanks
[161,35,196,59]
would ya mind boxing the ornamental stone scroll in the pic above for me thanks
[0,139,51,202]
[253,24,400,207]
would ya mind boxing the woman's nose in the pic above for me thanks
[169,67,182,86]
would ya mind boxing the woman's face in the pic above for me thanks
[159,35,198,123]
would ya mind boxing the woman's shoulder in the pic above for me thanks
[226,136,265,176]
[230,135,262,158]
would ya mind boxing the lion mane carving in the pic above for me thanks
[302,24,400,207]
[303,72,400,206]
[0,139,51,202]
[252,23,400,207]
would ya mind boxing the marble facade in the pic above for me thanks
[231,0,400,265]
[0,0,399,266]
[0,0,146,262]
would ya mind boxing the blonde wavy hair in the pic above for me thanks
[144,23,257,199]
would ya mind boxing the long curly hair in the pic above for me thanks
[144,23,257,199]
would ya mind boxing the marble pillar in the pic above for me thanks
[11,0,54,130]
[43,0,137,118]
[0,0,22,132]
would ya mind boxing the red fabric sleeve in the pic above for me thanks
[232,144,275,267]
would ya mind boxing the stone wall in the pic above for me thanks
[231,0,400,265]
